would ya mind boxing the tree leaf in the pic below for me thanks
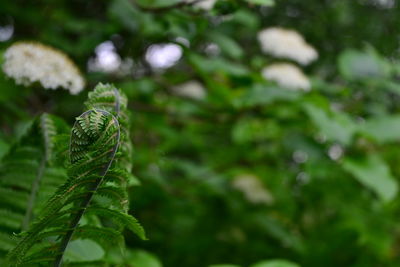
[342,154,398,203]
[304,104,357,146]
[207,32,243,59]
[360,115,400,143]
[127,249,163,267]
[338,49,390,80]
[234,84,300,108]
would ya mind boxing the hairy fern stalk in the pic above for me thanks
[4,84,145,266]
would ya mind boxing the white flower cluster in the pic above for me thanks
[258,27,318,65]
[372,0,394,8]
[257,27,317,91]
[185,0,217,10]
[3,42,85,94]
[261,63,311,91]
[172,80,206,100]
[232,174,274,205]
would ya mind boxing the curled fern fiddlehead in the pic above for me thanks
[85,83,139,210]
[54,109,121,266]
[85,83,134,179]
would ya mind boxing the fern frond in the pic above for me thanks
[73,225,124,248]
[85,207,146,240]
[0,209,24,230]
[104,169,140,186]
[95,185,128,209]
[0,232,17,253]
[0,113,69,249]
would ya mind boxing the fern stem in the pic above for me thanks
[53,110,120,267]
[21,156,46,230]
[22,115,52,230]
[53,178,101,267]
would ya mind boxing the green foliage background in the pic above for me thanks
[2,0,400,266]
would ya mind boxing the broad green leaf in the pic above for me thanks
[232,10,260,29]
[234,84,300,108]
[338,49,390,80]
[250,259,300,267]
[304,104,357,146]
[127,249,163,267]
[189,54,249,76]
[252,214,303,251]
[360,115,400,143]
[208,32,243,59]
[109,0,140,32]
[342,154,398,203]
[110,0,164,35]
[209,265,241,267]
[64,239,105,262]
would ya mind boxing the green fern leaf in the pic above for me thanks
[85,207,146,241]
[0,114,69,258]
[73,225,124,249]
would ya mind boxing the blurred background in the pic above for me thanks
[1,0,400,266]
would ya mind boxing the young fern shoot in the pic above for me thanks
[53,109,121,266]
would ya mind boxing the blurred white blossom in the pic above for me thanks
[371,0,394,8]
[258,27,318,65]
[296,172,310,185]
[145,43,182,70]
[87,41,134,77]
[204,43,220,56]
[232,174,274,205]
[186,0,217,10]
[293,150,308,163]
[0,24,13,42]
[172,80,206,100]
[262,63,311,91]
[175,37,190,47]
[3,42,85,94]
[88,41,121,73]
[328,144,344,161]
